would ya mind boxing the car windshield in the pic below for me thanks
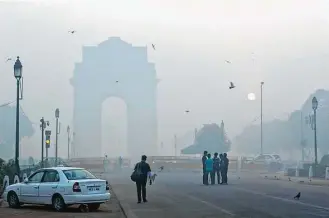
[63,169,97,180]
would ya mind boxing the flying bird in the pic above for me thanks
[229,82,235,89]
[115,80,119,83]
[5,58,12,62]
[185,110,190,113]
[68,30,76,34]
[159,166,164,171]
[152,44,156,50]
[293,192,301,200]
[225,60,231,64]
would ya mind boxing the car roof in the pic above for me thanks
[42,167,84,171]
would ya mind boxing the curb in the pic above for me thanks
[262,173,329,186]
[108,184,128,218]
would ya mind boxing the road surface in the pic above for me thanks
[108,171,329,218]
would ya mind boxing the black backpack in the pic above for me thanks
[130,162,143,182]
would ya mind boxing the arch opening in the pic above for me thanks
[101,97,127,157]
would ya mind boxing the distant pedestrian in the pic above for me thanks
[205,153,214,185]
[132,155,151,203]
[213,152,221,184]
[202,151,208,185]
[219,153,224,184]
[222,153,229,184]
[118,156,123,171]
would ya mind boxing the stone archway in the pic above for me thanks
[70,37,158,158]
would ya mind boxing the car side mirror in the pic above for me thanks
[24,178,28,183]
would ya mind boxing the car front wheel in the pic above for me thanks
[7,192,20,208]
[52,195,66,212]
[88,203,101,211]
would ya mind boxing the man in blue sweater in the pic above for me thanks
[205,153,214,185]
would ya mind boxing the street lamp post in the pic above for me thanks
[55,108,60,166]
[312,97,318,165]
[40,118,49,167]
[260,81,264,155]
[67,125,71,160]
[14,57,22,176]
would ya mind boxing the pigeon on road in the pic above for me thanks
[293,192,301,200]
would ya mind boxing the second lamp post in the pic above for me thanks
[55,108,60,166]
[312,97,318,165]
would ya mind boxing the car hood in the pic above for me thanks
[5,183,21,191]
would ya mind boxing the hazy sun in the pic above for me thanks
[248,93,256,101]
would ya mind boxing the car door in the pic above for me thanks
[38,170,60,205]
[20,171,45,204]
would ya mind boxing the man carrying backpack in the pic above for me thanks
[132,155,151,203]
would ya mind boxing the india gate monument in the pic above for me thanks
[70,37,158,157]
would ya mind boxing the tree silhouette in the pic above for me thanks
[0,105,34,160]
[181,122,231,154]
[234,89,329,157]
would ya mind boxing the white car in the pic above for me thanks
[3,167,111,212]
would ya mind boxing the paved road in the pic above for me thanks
[108,171,329,218]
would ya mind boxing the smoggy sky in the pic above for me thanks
[1,0,329,157]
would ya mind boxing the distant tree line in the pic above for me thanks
[234,89,329,157]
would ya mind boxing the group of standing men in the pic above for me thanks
[202,150,229,185]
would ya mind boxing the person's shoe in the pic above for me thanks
[137,201,141,204]
[143,199,148,203]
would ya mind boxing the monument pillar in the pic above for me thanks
[73,88,102,157]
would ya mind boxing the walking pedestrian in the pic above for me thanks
[133,155,151,203]
[202,151,208,185]
[205,153,214,185]
[213,152,221,184]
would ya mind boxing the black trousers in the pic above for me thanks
[213,169,221,184]
[136,179,147,202]
[203,168,207,184]
[205,171,215,185]
[221,168,228,183]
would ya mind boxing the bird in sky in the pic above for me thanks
[115,80,119,83]
[68,30,76,34]
[5,57,12,62]
[229,82,235,89]
[152,44,156,50]
[293,192,301,200]
[225,60,231,64]
[185,110,190,113]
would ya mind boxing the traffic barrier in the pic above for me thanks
[309,165,313,180]
[325,167,329,180]
[2,176,9,191]
[13,175,20,184]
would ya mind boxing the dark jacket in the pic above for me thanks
[134,161,151,179]
[213,157,220,170]
[223,157,229,169]
[202,155,207,169]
